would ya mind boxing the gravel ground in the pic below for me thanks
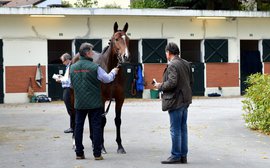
[0,97,270,168]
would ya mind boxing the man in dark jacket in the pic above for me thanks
[154,42,193,164]
[70,42,119,160]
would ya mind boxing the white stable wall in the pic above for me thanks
[2,10,270,102]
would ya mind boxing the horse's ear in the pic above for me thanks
[114,22,118,33]
[123,22,128,32]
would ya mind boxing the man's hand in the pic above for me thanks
[154,82,162,89]
[55,78,61,83]
[112,67,119,75]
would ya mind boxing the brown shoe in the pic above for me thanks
[94,156,104,160]
[76,154,85,160]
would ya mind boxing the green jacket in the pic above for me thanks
[70,56,102,109]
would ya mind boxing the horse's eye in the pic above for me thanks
[115,38,118,41]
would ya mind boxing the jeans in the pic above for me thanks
[168,106,188,159]
[75,108,102,157]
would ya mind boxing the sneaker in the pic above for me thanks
[94,156,104,160]
[161,156,181,164]
[64,128,73,133]
[76,154,85,160]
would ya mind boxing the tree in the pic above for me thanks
[103,3,121,9]
[170,0,270,11]
[130,0,166,8]
[62,0,73,7]
[163,0,240,10]
[74,0,98,8]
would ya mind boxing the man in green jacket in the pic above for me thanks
[70,42,119,160]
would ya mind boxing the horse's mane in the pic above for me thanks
[101,45,109,54]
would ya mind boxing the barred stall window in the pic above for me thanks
[142,39,167,63]
[75,39,102,53]
[263,39,270,62]
[204,39,228,63]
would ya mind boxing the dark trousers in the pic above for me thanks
[75,108,102,157]
[63,88,75,130]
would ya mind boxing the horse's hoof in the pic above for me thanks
[72,138,75,149]
[117,147,126,154]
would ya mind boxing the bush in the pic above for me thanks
[103,3,121,9]
[74,0,98,8]
[242,73,270,134]
[130,0,166,8]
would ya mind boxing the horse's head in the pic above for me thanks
[111,22,130,65]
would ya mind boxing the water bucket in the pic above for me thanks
[150,89,159,99]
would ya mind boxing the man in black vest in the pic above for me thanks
[70,42,119,160]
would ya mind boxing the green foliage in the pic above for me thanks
[239,0,257,11]
[242,73,270,134]
[74,0,98,8]
[62,0,73,7]
[130,0,166,9]
[260,2,270,11]
[103,3,121,9]
[163,0,189,7]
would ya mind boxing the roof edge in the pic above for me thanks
[1,7,270,18]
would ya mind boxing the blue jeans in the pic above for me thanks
[168,106,188,159]
[75,108,102,157]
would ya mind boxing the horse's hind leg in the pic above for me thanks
[72,133,75,149]
[101,116,107,154]
[115,99,126,154]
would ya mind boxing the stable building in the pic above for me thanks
[1,7,270,103]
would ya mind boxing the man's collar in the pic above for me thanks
[168,55,176,62]
[80,56,93,61]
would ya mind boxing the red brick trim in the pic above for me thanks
[5,66,46,93]
[143,63,167,89]
[206,63,239,87]
[264,62,270,74]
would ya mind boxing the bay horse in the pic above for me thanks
[72,22,130,154]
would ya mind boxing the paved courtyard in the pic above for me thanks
[0,97,270,168]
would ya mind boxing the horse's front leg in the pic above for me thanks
[115,100,126,154]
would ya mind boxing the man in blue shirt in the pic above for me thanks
[57,53,75,134]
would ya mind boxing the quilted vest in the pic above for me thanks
[70,56,102,109]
